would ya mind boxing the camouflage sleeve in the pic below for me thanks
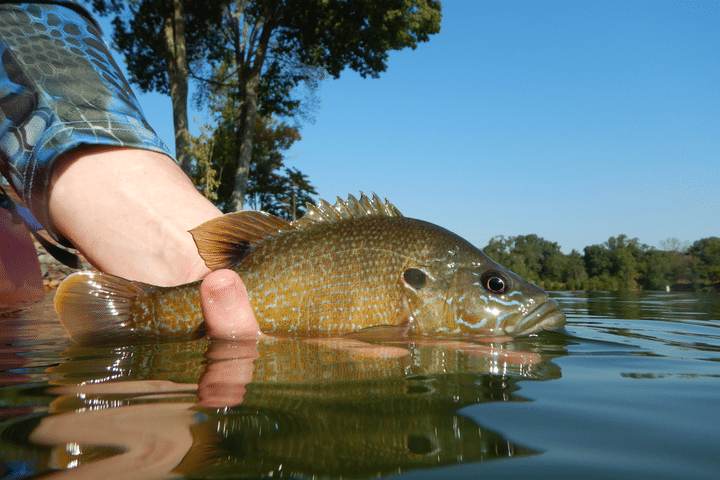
[0,2,172,243]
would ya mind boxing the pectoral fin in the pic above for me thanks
[343,324,413,342]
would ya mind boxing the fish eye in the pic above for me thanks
[481,271,510,294]
[403,268,427,289]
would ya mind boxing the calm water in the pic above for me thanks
[1,290,719,479]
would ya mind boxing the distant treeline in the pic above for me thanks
[483,234,720,292]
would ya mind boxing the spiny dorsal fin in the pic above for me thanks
[190,211,293,270]
[293,192,402,230]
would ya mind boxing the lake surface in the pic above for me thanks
[1,290,719,479]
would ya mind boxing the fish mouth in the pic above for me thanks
[504,298,566,336]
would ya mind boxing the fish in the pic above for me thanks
[54,193,565,344]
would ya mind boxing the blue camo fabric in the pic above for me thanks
[0,1,171,244]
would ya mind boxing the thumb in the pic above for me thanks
[200,269,261,340]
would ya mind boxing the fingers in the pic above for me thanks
[200,269,261,340]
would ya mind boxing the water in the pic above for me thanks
[1,291,719,479]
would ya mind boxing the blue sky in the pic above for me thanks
[102,1,719,254]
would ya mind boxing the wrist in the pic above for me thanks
[48,146,222,286]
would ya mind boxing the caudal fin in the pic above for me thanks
[54,271,155,344]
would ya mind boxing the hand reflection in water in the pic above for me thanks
[31,313,544,479]
[31,339,261,480]
[31,401,195,480]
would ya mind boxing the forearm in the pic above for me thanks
[0,3,259,337]
[49,146,221,286]
[0,2,171,244]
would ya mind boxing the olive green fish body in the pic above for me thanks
[54,193,565,343]
[238,215,452,335]
[55,272,205,342]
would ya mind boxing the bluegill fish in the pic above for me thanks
[54,193,565,343]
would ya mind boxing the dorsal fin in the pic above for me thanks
[293,192,402,229]
[190,211,292,270]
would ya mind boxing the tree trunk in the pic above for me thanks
[163,0,191,175]
[226,1,279,212]
[228,70,263,211]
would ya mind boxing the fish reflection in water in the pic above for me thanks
[27,336,564,479]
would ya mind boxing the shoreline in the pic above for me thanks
[32,231,90,290]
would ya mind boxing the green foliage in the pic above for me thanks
[88,0,227,95]
[581,235,647,290]
[279,0,443,79]
[688,237,720,288]
[583,245,611,278]
[216,0,442,210]
[188,117,307,213]
[484,234,720,292]
[243,119,318,220]
[639,250,684,291]
[564,250,587,284]
[92,0,443,211]
[187,111,316,219]
[252,167,318,221]
[484,235,566,284]
[186,122,220,201]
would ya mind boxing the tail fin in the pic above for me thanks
[54,271,155,344]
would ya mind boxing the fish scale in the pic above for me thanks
[238,216,416,335]
[54,193,565,344]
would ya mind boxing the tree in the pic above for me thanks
[189,110,310,214]
[658,237,690,253]
[563,249,587,286]
[187,53,317,215]
[583,235,649,290]
[88,0,228,175]
[638,249,677,290]
[245,166,317,220]
[484,235,531,280]
[93,1,441,209]
[688,237,720,287]
[211,0,442,210]
[279,167,318,221]
[244,120,318,220]
[187,121,220,201]
[483,235,511,265]
[484,234,567,286]
[607,235,648,290]
[485,233,720,291]
[584,244,611,278]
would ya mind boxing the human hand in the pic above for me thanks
[200,269,261,340]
